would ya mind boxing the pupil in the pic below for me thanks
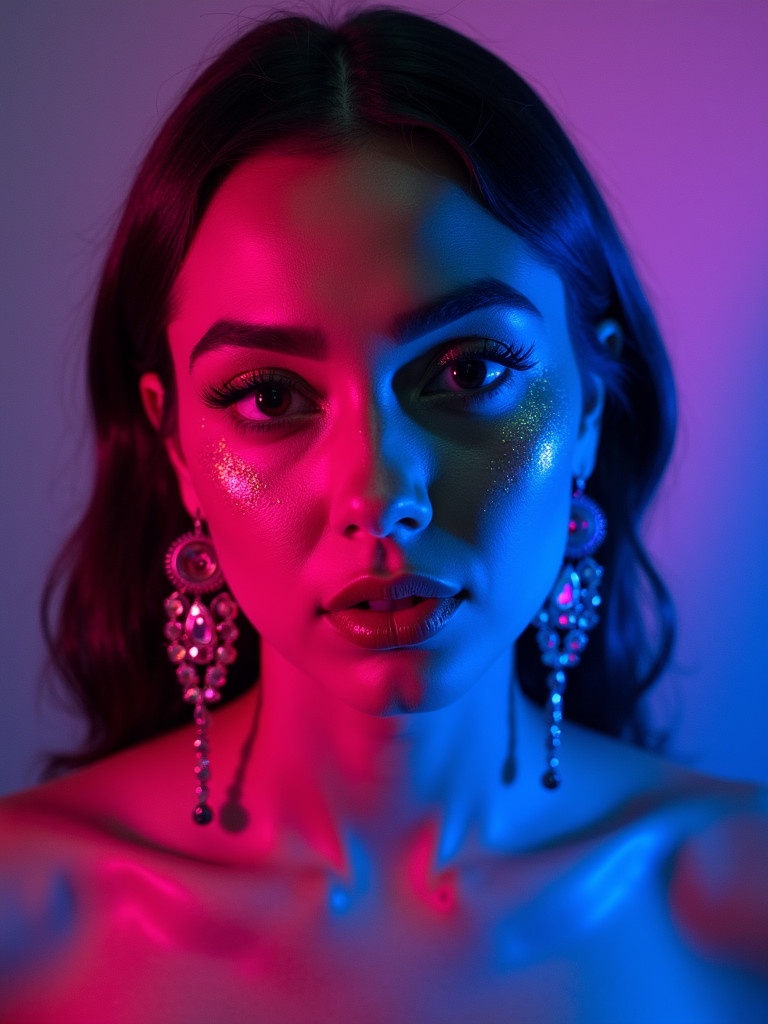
[257,385,291,416]
[452,359,487,389]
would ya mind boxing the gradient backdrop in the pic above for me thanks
[1,0,766,795]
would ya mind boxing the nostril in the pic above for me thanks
[400,516,424,532]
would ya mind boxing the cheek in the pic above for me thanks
[484,376,578,586]
[192,437,311,606]
[484,376,573,504]
[202,438,275,514]
[439,375,576,544]
[447,376,577,632]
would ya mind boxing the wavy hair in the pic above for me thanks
[43,7,676,774]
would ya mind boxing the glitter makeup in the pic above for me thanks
[486,377,567,498]
[204,438,270,513]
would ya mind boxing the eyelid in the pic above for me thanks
[421,336,537,392]
[434,336,536,368]
[201,367,320,409]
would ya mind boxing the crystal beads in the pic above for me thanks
[534,479,606,791]
[164,517,240,825]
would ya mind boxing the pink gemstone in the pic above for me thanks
[216,644,237,665]
[176,663,198,684]
[164,595,186,618]
[552,566,580,611]
[164,621,183,640]
[217,621,239,641]
[167,642,186,664]
[186,602,214,646]
[205,664,226,687]
[211,594,235,619]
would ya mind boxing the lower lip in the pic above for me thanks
[324,595,463,650]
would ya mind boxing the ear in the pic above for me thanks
[571,319,622,481]
[139,372,204,519]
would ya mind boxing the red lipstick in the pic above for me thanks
[323,575,463,649]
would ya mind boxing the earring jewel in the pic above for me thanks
[164,517,238,824]
[534,478,605,789]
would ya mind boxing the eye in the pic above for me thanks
[202,370,319,427]
[434,356,507,392]
[424,338,536,398]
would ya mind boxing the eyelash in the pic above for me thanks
[202,369,319,434]
[427,337,537,403]
[201,337,538,433]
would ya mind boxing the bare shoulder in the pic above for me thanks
[543,726,768,970]
[0,740,186,991]
[609,741,768,976]
[666,778,768,975]
[0,783,86,992]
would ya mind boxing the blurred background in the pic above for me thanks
[1,0,766,795]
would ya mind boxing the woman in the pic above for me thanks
[1,7,765,1022]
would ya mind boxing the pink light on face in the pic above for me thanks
[204,437,274,513]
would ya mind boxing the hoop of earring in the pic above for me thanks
[164,516,238,824]
[532,478,606,789]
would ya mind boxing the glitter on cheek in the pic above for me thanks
[485,378,569,498]
[203,438,275,513]
[537,440,555,474]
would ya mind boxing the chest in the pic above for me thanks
[5,857,762,1024]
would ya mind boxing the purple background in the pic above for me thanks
[2,0,766,795]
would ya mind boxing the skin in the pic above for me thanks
[1,141,766,1023]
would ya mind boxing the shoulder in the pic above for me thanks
[0,754,185,1001]
[667,780,768,975]
[0,790,84,990]
[564,730,768,974]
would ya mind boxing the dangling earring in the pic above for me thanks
[164,516,238,824]
[533,478,606,789]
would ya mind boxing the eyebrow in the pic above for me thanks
[188,277,541,370]
[391,277,542,344]
[189,323,326,369]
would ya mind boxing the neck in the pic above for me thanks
[217,644,556,871]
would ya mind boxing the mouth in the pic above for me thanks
[355,596,425,612]
[322,576,464,649]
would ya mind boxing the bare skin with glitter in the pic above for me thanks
[204,438,273,514]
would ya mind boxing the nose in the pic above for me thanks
[329,402,433,541]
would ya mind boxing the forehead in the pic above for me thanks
[168,140,565,341]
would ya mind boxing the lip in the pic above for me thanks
[322,575,464,650]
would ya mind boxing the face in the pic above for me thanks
[144,140,603,715]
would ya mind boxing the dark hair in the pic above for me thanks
[43,6,675,774]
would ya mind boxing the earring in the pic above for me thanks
[533,478,605,789]
[164,516,238,824]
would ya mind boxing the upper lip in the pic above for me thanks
[324,574,461,613]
